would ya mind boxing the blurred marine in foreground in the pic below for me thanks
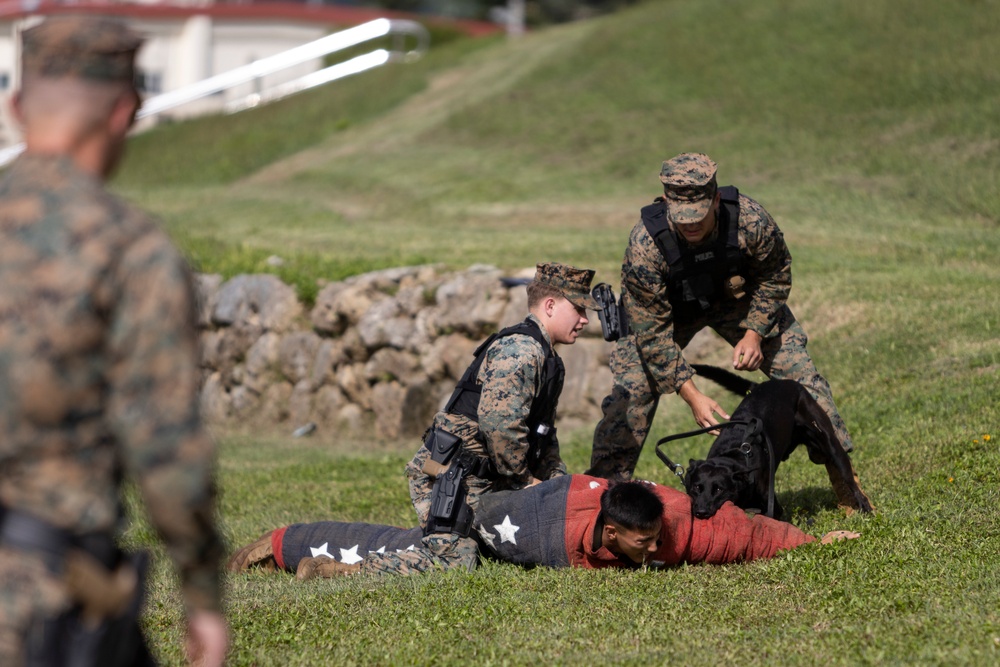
[0,15,228,666]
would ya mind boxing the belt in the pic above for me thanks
[0,506,117,572]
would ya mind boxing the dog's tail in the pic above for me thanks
[690,364,757,396]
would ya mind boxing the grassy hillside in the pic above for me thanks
[113,0,1000,665]
[114,0,999,294]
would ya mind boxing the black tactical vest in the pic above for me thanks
[640,185,746,317]
[444,318,564,448]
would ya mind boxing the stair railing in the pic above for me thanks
[0,18,429,167]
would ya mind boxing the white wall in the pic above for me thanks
[132,16,326,121]
[0,14,331,143]
[210,23,325,103]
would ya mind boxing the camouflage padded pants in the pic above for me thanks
[589,304,854,479]
[359,532,478,576]
[356,444,488,575]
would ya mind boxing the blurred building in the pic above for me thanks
[0,1,498,148]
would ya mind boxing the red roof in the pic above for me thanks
[0,1,503,37]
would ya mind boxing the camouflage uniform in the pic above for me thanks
[0,17,223,664]
[359,263,597,575]
[406,313,567,524]
[589,153,854,479]
[358,532,479,576]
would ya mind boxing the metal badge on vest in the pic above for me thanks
[641,185,747,317]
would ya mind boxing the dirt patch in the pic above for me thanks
[439,198,643,230]
[791,295,871,336]
[234,23,595,189]
[238,23,596,189]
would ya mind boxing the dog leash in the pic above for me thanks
[654,420,752,479]
[655,418,779,519]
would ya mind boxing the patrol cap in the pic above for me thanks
[533,262,599,310]
[21,15,143,84]
[659,152,718,225]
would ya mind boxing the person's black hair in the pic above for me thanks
[599,481,664,531]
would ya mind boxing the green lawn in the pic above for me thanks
[115,0,999,664]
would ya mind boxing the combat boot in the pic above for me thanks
[295,556,362,580]
[226,530,278,572]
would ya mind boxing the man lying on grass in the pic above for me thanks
[228,476,858,578]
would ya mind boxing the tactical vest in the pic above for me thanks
[641,185,747,317]
[444,318,565,451]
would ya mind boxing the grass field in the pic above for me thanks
[113,0,999,664]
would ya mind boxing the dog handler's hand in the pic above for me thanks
[679,380,730,434]
[820,530,861,545]
[733,330,764,371]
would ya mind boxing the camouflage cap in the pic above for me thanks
[21,15,143,83]
[659,152,718,225]
[533,262,599,310]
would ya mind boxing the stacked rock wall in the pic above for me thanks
[196,265,618,440]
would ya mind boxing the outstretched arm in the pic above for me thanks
[687,503,806,563]
[685,502,862,565]
[621,223,695,396]
[821,530,861,544]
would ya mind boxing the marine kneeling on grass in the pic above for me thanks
[228,476,858,578]
[231,262,599,577]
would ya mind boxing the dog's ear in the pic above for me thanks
[731,470,750,485]
[683,460,700,488]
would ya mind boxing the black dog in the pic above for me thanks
[682,364,874,520]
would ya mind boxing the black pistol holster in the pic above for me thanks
[0,506,152,667]
[591,283,630,342]
[422,429,486,538]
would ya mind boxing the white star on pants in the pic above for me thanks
[310,542,333,558]
[494,515,520,545]
[339,544,363,565]
[476,524,497,549]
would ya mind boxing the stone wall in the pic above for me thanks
[196,265,620,440]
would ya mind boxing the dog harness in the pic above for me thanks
[655,417,778,518]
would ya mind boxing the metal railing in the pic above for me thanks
[0,18,429,166]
